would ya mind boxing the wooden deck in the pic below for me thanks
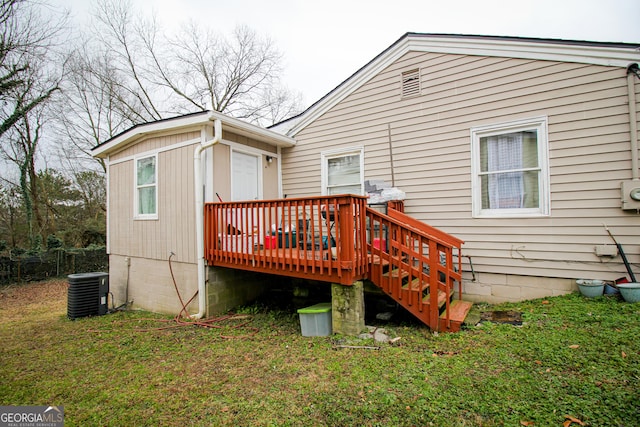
[204,195,472,331]
[205,195,370,285]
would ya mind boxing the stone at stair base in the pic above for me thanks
[331,281,366,336]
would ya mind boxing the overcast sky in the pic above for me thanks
[58,0,640,109]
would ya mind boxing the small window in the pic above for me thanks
[321,147,364,196]
[471,117,549,218]
[401,68,420,98]
[135,154,157,219]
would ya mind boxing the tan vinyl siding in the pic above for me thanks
[282,51,639,282]
[108,129,280,264]
[109,142,197,264]
[110,130,200,162]
[223,131,278,154]
[212,143,231,202]
[262,155,279,199]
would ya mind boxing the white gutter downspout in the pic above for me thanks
[192,117,222,319]
[627,63,639,180]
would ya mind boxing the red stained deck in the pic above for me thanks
[204,195,471,331]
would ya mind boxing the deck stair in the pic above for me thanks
[365,206,472,332]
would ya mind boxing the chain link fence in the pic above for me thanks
[0,248,108,284]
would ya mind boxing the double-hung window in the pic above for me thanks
[135,154,158,219]
[321,147,364,195]
[471,117,549,217]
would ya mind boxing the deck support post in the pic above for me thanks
[331,281,365,336]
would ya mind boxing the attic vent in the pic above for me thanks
[401,68,420,98]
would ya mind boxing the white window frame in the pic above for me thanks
[470,116,550,218]
[134,153,158,220]
[321,146,365,196]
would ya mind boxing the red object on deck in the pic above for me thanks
[265,235,277,249]
[373,238,386,250]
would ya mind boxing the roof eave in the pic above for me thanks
[208,110,297,149]
[91,111,296,158]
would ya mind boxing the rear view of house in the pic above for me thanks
[93,33,640,334]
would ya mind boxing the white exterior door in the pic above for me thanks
[230,150,263,244]
[231,150,260,201]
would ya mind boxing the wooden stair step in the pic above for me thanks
[368,254,406,267]
[422,290,447,308]
[438,300,473,332]
[440,300,473,321]
[383,268,409,280]
[368,254,388,266]
[402,278,429,292]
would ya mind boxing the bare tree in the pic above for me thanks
[0,180,26,248]
[2,99,46,248]
[54,0,301,176]
[0,0,64,137]
[92,0,163,122]
[89,0,301,126]
[157,22,302,124]
[54,46,137,173]
[0,0,67,249]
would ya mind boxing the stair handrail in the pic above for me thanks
[381,205,464,308]
[365,205,464,330]
[386,206,464,249]
[366,206,464,251]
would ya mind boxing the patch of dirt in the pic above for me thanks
[0,279,68,313]
[480,310,523,325]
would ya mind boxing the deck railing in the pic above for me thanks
[366,206,464,329]
[204,195,368,285]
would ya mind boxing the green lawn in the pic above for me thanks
[1,279,638,426]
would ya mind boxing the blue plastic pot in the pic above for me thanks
[617,283,640,303]
[576,279,604,298]
[604,283,620,295]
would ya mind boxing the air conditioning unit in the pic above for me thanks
[621,180,640,210]
[67,272,109,320]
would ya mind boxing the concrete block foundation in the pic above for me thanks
[461,272,577,304]
[207,266,273,316]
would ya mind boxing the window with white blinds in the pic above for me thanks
[321,147,364,196]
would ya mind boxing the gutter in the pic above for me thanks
[627,63,639,180]
[192,116,222,319]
